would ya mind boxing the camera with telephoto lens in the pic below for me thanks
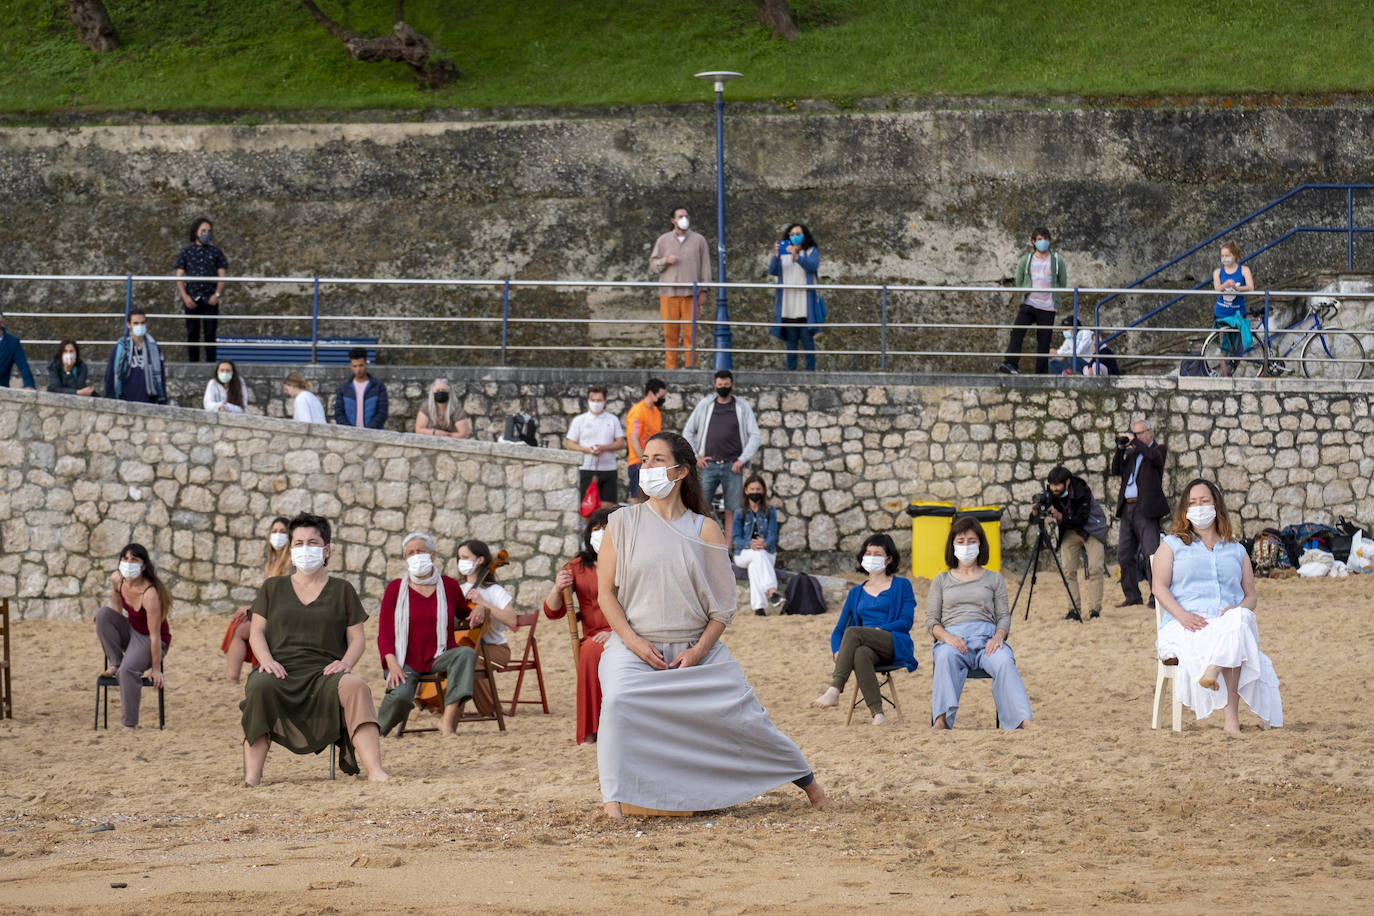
[1029,489,1051,521]
[1116,434,1132,447]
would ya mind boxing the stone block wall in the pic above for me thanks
[0,388,582,620]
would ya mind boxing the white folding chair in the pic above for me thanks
[1148,552,1183,731]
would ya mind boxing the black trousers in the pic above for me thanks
[184,302,219,363]
[1117,501,1162,603]
[578,468,618,506]
[1004,303,1055,374]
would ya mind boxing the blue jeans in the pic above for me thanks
[780,319,816,371]
[699,460,742,511]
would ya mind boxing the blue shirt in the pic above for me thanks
[1214,264,1247,319]
[1159,534,1247,629]
[830,577,918,672]
[0,331,35,388]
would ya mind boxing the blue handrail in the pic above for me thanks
[1095,183,1374,344]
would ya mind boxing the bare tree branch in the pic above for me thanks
[754,0,800,41]
[69,0,118,52]
[300,0,459,89]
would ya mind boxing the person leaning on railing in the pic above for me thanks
[47,339,93,396]
[0,311,37,390]
[284,373,327,424]
[768,222,822,371]
[414,377,471,439]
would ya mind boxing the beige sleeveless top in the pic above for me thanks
[608,503,737,643]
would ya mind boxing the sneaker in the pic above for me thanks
[754,609,766,617]
[1064,610,1083,622]
[997,362,1019,375]
[1088,609,1101,619]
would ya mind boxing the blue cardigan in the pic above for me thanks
[830,577,918,672]
[768,246,822,338]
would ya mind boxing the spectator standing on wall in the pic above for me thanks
[649,206,711,370]
[768,222,822,371]
[204,360,249,413]
[104,308,168,405]
[414,377,471,439]
[0,311,36,389]
[566,385,627,506]
[999,227,1068,376]
[47,339,94,396]
[681,370,761,540]
[1112,417,1168,608]
[284,373,326,424]
[624,378,666,501]
[174,216,228,364]
[334,347,389,429]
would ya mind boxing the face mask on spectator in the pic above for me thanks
[1186,506,1216,529]
[639,465,679,500]
[860,555,887,574]
[589,400,605,414]
[1035,239,1050,252]
[715,386,732,399]
[218,371,233,384]
[407,553,434,579]
[118,560,143,579]
[63,351,76,367]
[292,545,325,573]
[433,391,450,404]
[131,325,147,338]
[676,216,689,231]
[789,233,804,246]
[1221,256,1236,267]
[589,529,605,553]
[269,532,289,550]
[457,558,478,577]
[953,544,980,565]
[199,230,212,244]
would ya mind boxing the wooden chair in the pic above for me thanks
[397,644,508,735]
[0,598,12,720]
[562,585,581,668]
[846,662,910,725]
[94,654,165,730]
[505,612,549,716]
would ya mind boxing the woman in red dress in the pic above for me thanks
[543,507,613,744]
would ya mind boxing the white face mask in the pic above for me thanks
[406,553,434,578]
[131,324,147,338]
[291,544,326,573]
[268,532,288,550]
[1186,505,1217,530]
[676,216,689,231]
[589,529,605,553]
[1220,256,1236,267]
[62,351,76,366]
[218,371,233,385]
[588,400,605,414]
[639,464,679,500]
[457,558,478,577]
[118,560,143,580]
[860,555,887,574]
[953,543,981,565]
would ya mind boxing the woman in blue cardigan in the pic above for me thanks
[768,222,821,371]
[810,533,917,725]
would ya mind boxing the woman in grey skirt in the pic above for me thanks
[595,432,827,817]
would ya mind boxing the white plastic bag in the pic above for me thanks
[1297,562,1329,578]
[1348,531,1371,573]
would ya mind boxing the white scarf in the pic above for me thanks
[392,568,448,671]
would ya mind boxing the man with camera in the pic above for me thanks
[1111,418,1168,608]
[1043,466,1110,622]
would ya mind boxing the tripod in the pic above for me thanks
[1009,512,1080,622]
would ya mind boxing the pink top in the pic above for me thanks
[123,594,171,646]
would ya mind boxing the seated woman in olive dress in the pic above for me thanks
[241,512,387,784]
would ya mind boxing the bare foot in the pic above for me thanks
[101,667,117,679]
[871,713,886,726]
[1019,719,1036,730]
[810,687,840,709]
[603,802,624,820]
[803,780,828,809]
[1199,665,1221,691]
[120,725,136,733]
[367,769,389,782]
[931,714,949,731]
[1223,710,1242,735]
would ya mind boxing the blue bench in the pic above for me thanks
[214,336,378,365]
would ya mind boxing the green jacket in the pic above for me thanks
[1014,250,1068,310]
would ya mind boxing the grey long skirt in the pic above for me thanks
[597,634,811,811]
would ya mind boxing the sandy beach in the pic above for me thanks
[1,571,1371,913]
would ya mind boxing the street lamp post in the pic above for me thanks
[694,71,741,371]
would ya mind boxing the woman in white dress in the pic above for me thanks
[1153,478,1282,732]
[596,432,826,817]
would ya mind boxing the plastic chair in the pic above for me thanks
[397,644,508,734]
[505,612,549,716]
[94,654,164,730]
[845,662,910,725]
[0,598,11,720]
[1151,602,1184,731]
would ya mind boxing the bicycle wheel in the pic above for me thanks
[1200,330,1268,377]
[1301,330,1367,380]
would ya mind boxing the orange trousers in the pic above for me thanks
[659,295,697,369]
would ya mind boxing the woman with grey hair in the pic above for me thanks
[375,531,478,735]
[414,378,471,439]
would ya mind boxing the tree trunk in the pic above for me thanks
[754,0,800,41]
[300,0,459,89]
[69,0,119,52]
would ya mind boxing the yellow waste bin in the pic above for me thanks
[907,502,955,579]
[955,506,1004,572]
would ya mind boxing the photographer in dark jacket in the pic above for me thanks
[1110,417,1168,607]
[1045,466,1110,622]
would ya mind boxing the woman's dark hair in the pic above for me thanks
[1167,478,1235,546]
[1031,226,1051,243]
[288,512,332,561]
[52,339,81,363]
[460,539,508,586]
[118,542,173,616]
[856,533,900,576]
[644,432,713,518]
[214,359,245,409]
[741,474,769,511]
[577,507,616,566]
[945,516,989,568]
[189,216,213,243]
[782,222,817,251]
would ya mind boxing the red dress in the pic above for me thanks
[542,557,610,744]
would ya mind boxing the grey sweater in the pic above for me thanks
[925,569,1011,637]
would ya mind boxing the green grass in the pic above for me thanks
[0,0,1369,116]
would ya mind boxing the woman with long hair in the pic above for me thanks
[204,359,248,413]
[543,507,615,744]
[596,432,825,816]
[222,516,292,682]
[284,372,326,424]
[457,538,519,716]
[95,543,173,730]
[1153,479,1282,732]
[414,377,471,438]
[47,339,94,396]
[732,474,783,615]
[767,222,821,371]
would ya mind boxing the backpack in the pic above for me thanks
[1179,354,1209,377]
[499,413,540,446]
[782,573,827,615]
[1280,523,1337,557]
[1251,531,1292,576]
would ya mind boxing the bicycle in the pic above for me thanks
[1199,297,1367,380]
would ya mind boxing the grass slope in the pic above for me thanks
[0,0,1369,115]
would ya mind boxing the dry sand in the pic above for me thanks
[2,571,1372,914]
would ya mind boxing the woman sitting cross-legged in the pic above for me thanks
[928,516,1034,730]
[376,532,478,737]
[1153,478,1282,733]
[809,533,917,725]
[241,512,387,784]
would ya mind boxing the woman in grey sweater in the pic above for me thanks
[927,516,1035,730]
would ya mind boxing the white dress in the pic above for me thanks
[1155,535,1282,726]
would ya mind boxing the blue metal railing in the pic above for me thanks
[1095,183,1374,345]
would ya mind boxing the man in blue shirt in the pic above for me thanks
[0,312,37,389]
[333,347,389,429]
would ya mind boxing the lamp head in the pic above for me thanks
[694,71,742,93]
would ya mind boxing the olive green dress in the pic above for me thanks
[240,576,368,774]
